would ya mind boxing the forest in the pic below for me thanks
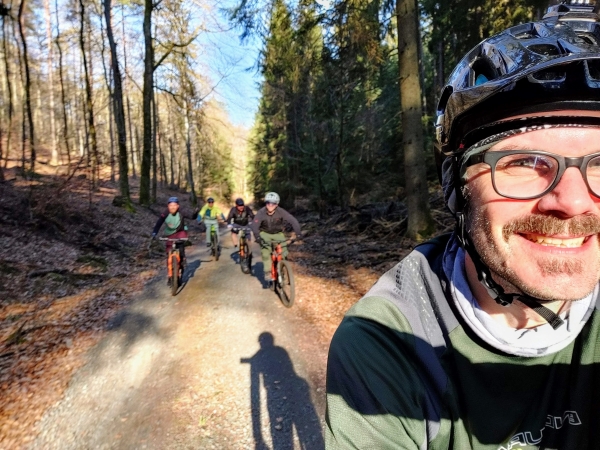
[0,0,553,233]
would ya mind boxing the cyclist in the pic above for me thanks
[250,192,302,282]
[226,197,255,248]
[198,197,225,248]
[151,197,199,285]
[326,5,600,449]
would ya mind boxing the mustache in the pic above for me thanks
[502,214,600,241]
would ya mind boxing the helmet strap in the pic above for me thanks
[454,194,565,330]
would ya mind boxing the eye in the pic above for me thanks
[496,153,556,173]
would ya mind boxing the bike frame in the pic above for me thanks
[159,238,187,278]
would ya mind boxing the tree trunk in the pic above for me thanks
[104,0,130,201]
[184,100,197,206]
[44,0,57,166]
[1,14,13,173]
[17,0,35,173]
[397,0,434,240]
[55,0,71,166]
[151,84,158,202]
[139,0,153,205]
[79,0,98,188]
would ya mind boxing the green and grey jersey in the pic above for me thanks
[326,234,600,450]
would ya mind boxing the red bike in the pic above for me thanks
[159,237,189,296]
[269,238,295,307]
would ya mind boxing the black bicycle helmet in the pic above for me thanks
[235,198,244,206]
[207,197,215,203]
[435,2,600,329]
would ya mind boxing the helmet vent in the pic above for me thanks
[578,33,598,45]
[584,59,600,87]
[527,44,562,56]
[528,68,567,84]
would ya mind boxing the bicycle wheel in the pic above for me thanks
[171,254,179,296]
[278,260,295,307]
[211,231,219,260]
[240,243,251,274]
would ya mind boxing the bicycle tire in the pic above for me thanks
[240,243,251,274]
[269,261,276,291]
[278,260,295,307]
[171,254,179,296]
[211,230,219,260]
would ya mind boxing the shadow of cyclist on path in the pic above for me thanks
[253,262,270,289]
[241,332,324,450]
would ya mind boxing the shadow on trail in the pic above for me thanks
[182,259,201,283]
[241,332,324,450]
[253,262,270,289]
[230,250,240,265]
[106,310,165,357]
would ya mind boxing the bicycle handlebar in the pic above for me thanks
[158,237,190,242]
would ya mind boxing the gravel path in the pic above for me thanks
[30,235,327,450]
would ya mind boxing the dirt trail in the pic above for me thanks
[30,234,327,450]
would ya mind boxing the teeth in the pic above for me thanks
[524,234,586,248]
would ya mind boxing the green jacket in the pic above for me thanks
[326,234,600,450]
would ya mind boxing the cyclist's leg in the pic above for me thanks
[205,220,215,245]
[275,232,288,258]
[231,229,239,247]
[260,231,274,275]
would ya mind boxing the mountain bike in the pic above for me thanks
[268,238,296,307]
[231,224,253,274]
[159,237,189,296]
[208,223,221,261]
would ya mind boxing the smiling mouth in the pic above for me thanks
[521,233,591,248]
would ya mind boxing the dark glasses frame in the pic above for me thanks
[464,150,600,200]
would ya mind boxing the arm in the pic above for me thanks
[250,209,265,240]
[247,206,255,221]
[198,205,208,222]
[326,298,431,449]
[278,207,302,235]
[152,210,168,235]
[226,207,235,224]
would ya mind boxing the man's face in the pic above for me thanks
[168,202,179,214]
[465,123,600,302]
[237,205,244,212]
[208,201,214,208]
[266,202,278,214]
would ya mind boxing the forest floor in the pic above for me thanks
[0,161,453,449]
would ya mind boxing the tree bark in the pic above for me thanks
[103,0,130,201]
[151,83,158,202]
[79,0,98,188]
[17,0,34,173]
[44,0,57,166]
[54,0,71,166]
[184,99,197,206]
[1,14,13,174]
[139,0,154,205]
[397,0,434,240]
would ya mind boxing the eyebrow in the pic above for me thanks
[489,143,538,152]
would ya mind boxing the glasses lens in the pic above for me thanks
[586,155,600,196]
[493,153,558,199]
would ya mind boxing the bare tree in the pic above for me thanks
[17,0,34,173]
[103,0,130,202]
[44,0,57,166]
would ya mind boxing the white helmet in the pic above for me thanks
[265,192,280,204]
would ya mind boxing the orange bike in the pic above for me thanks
[269,238,295,307]
[159,237,189,296]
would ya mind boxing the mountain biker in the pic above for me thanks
[326,5,600,449]
[151,197,199,284]
[226,198,255,248]
[250,192,302,282]
[198,197,225,248]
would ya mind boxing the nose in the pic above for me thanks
[536,167,599,218]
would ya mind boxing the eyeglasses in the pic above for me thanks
[464,150,600,200]
[266,201,275,205]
